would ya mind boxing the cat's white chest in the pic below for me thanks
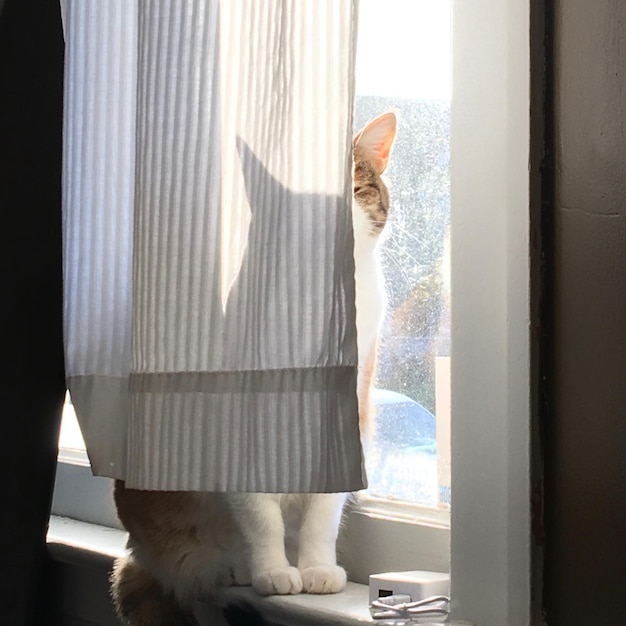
[353,219,386,380]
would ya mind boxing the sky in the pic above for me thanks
[355,0,451,100]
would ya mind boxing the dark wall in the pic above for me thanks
[545,0,626,622]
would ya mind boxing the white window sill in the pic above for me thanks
[47,516,460,626]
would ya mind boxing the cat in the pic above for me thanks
[111,111,397,625]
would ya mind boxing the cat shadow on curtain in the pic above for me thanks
[221,137,355,372]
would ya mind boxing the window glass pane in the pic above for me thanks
[355,0,451,506]
[58,392,87,456]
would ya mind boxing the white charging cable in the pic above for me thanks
[369,594,450,624]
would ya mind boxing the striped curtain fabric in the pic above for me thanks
[62,0,363,492]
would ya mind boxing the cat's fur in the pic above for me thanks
[111,112,397,625]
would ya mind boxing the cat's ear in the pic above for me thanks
[353,111,397,175]
[236,137,284,207]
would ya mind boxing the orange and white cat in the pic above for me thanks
[111,112,397,625]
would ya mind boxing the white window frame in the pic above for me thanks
[448,0,531,623]
[52,0,532,624]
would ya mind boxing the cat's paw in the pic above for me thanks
[300,565,347,594]
[252,566,303,596]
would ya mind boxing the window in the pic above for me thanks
[56,0,453,570]
[58,394,87,463]
[54,1,533,623]
[334,0,453,582]
[354,0,451,511]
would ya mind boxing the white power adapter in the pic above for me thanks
[368,570,450,604]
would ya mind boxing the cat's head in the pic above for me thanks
[353,111,398,238]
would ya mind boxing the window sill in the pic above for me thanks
[47,516,458,626]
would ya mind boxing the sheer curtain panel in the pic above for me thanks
[62,0,363,492]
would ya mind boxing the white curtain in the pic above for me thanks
[62,0,363,492]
